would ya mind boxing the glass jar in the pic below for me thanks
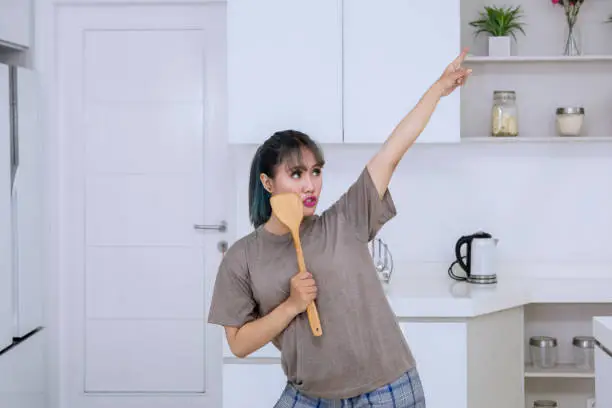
[572,336,595,370]
[529,336,558,368]
[556,107,585,136]
[534,400,558,407]
[491,90,518,137]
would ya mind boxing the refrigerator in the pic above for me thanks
[0,62,46,408]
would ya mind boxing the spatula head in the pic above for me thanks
[270,193,304,231]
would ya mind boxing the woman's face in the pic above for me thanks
[261,147,323,216]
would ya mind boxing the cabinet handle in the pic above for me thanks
[596,339,612,358]
[194,221,227,232]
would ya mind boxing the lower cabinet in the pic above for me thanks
[221,307,524,408]
[223,363,287,408]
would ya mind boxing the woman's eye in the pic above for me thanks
[312,168,321,176]
[291,171,302,179]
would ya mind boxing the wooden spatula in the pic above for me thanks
[270,193,323,337]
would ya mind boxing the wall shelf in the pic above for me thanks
[525,363,594,379]
[461,136,612,143]
[465,55,612,63]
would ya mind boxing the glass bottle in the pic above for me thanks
[491,90,518,137]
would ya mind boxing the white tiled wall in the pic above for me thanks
[229,142,612,279]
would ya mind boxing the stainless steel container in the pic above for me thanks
[572,335,595,370]
[529,336,558,368]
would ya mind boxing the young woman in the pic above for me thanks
[208,49,472,407]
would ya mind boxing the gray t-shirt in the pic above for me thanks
[208,166,416,399]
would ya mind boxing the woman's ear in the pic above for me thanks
[259,173,273,194]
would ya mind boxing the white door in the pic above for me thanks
[57,3,227,408]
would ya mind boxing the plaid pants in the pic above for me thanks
[273,367,426,408]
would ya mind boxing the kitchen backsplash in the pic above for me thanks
[229,141,612,279]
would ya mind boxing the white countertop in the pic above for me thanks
[385,274,612,318]
[594,316,612,352]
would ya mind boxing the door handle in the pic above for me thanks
[194,220,227,232]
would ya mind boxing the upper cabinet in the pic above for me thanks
[227,0,343,144]
[0,0,32,49]
[227,0,460,145]
[342,0,461,144]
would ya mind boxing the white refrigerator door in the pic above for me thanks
[595,342,612,408]
[0,63,13,350]
[13,67,43,338]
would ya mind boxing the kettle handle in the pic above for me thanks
[454,235,470,274]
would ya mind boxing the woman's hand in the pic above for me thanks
[285,271,317,315]
[436,47,472,97]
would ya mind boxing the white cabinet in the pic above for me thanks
[0,0,31,49]
[13,67,43,338]
[227,1,460,145]
[223,363,286,408]
[227,0,343,144]
[0,64,13,351]
[401,306,523,408]
[343,0,461,144]
[400,322,468,408]
[595,343,612,408]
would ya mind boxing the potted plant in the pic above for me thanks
[469,5,526,57]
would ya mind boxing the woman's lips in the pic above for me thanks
[303,196,317,208]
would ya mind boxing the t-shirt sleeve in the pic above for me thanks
[207,243,259,328]
[326,166,397,242]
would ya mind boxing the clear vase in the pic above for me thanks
[564,21,581,56]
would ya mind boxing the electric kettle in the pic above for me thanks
[448,231,499,284]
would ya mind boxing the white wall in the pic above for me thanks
[230,142,612,280]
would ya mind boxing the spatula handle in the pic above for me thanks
[294,235,323,337]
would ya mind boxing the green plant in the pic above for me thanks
[469,5,526,40]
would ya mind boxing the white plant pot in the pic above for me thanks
[488,36,512,57]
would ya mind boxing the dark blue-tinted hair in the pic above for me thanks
[249,130,325,228]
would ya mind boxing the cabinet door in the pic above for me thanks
[0,0,31,49]
[400,322,467,408]
[595,344,612,408]
[343,0,460,144]
[14,67,43,338]
[223,363,287,408]
[0,64,13,351]
[227,0,343,144]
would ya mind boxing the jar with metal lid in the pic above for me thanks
[533,400,558,407]
[529,336,558,368]
[556,107,585,136]
[572,335,595,370]
[491,90,518,137]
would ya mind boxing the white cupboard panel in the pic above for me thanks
[595,345,612,408]
[85,175,202,246]
[14,67,43,337]
[0,330,46,408]
[401,322,468,408]
[84,29,204,103]
[85,104,203,175]
[223,364,286,408]
[85,320,205,392]
[86,247,204,319]
[227,0,343,144]
[343,0,461,144]
[0,64,13,351]
[0,0,31,49]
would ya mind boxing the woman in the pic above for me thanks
[208,49,472,407]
